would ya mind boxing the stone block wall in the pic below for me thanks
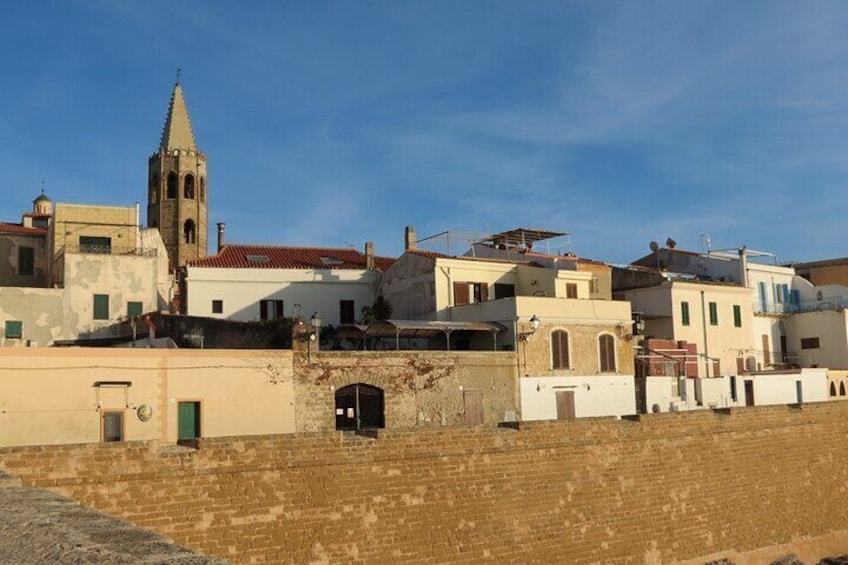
[294,350,518,431]
[2,403,848,563]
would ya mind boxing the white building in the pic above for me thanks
[182,243,394,327]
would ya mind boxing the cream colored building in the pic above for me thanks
[380,240,637,420]
[0,202,169,347]
[0,347,295,447]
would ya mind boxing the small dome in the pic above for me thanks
[32,189,53,216]
[33,190,51,204]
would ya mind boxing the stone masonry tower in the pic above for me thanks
[147,79,208,271]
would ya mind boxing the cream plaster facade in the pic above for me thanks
[0,348,295,447]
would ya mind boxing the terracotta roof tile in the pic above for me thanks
[187,244,396,271]
[0,223,46,236]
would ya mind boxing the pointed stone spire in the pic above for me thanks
[158,81,197,152]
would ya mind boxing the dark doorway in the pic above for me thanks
[335,384,385,431]
[744,381,755,407]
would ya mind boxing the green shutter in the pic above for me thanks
[733,305,742,327]
[93,294,110,320]
[709,302,718,325]
[178,402,201,440]
[127,301,143,319]
[681,302,690,326]
[4,321,22,339]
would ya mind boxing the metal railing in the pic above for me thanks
[754,298,848,315]
[64,243,158,257]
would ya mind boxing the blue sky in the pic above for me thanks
[2,1,848,264]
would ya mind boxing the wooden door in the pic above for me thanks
[556,391,576,419]
[463,390,484,425]
[178,402,201,440]
[744,381,755,407]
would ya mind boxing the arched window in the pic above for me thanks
[184,173,195,199]
[335,384,385,430]
[184,219,196,244]
[551,330,570,369]
[830,382,837,397]
[599,334,616,372]
[166,172,178,199]
[199,177,206,202]
[841,382,846,396]
[149,173,159,204]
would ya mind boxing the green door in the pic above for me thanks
[178,402,201,440]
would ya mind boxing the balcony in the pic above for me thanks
[754,297,848,316]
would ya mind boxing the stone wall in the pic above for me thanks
[2,403,848,564]
[294,350,518,431]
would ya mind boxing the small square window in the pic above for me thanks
[127,301,143,319]
[5,321,22,339]
[212,300,223,314]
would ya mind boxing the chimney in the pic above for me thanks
[217,222,226,253]
[405,226,418,252]
[738,246,749,287]
[365,241,375,270]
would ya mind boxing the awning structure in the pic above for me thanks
[336,320,506,350]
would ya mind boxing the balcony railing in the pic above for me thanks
[64,243,158,257]
[754,298,848,315]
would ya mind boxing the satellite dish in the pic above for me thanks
[649,241,659,252]
[666,237,677,249]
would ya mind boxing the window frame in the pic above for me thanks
[681,301,690,326]
[565,283,578,299]
[708,301,718,326]
[211,300,223,314]
[598,333,617,373]
[93,294,110,320]
[733,304,742,327]
[260,299,285,321]
[4,320,22,339]
[101,411,124,442]
[550,329,570,370]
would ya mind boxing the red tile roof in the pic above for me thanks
[187,244,396,271]
[0,223,46,236]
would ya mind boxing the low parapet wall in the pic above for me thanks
[2,403,848,563]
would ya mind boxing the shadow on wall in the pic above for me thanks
[148,313,292,349]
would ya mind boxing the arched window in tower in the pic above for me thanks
[149,173,159,204]
[184,219,196,244]
[166,172,178,199]
[184,173,195,199]
[199,177,206,202]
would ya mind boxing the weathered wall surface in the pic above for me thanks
[294,350,518,431]
[3,403,848,564]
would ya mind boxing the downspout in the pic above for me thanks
[700,290,710,378]
[439,265,453,321]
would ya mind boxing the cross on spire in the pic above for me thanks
[176,67,182,84]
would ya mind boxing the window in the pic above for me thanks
[830,382,837,397]
[127,301,143,319]
[149,173,159,204]
[471,282,488,303]
[730,375,738,402]
[184,173,195,199]
[454,282,469,306]
[801,337,820,350]
[551,330,570,369]
[841,382,847,397]
[101,411,124,442]
[93,294,109,320]
[166,172,178,199]
[340,300,356,324]
[566,283,578,299]
[178,402,201,441]
[79,236,111,254]
[260,299,285,321]
[590,277,600,294]
[494,283,515,299]
[184,219,196,244]
[199,177,206,202]
[681,301,690,326]
[708,302,718,326]
[5,321,22,339]
[733,305,742,328]
[17,246,34,276]
[758,281,768,311]
[599,334,616,372]
[211,300,223,314]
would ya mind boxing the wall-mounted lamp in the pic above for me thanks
[519,315,540,342]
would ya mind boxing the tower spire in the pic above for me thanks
[158,80,196,152]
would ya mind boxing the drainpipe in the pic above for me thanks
[700,290,710,378]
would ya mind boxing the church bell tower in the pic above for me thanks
[147,77,208,271]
